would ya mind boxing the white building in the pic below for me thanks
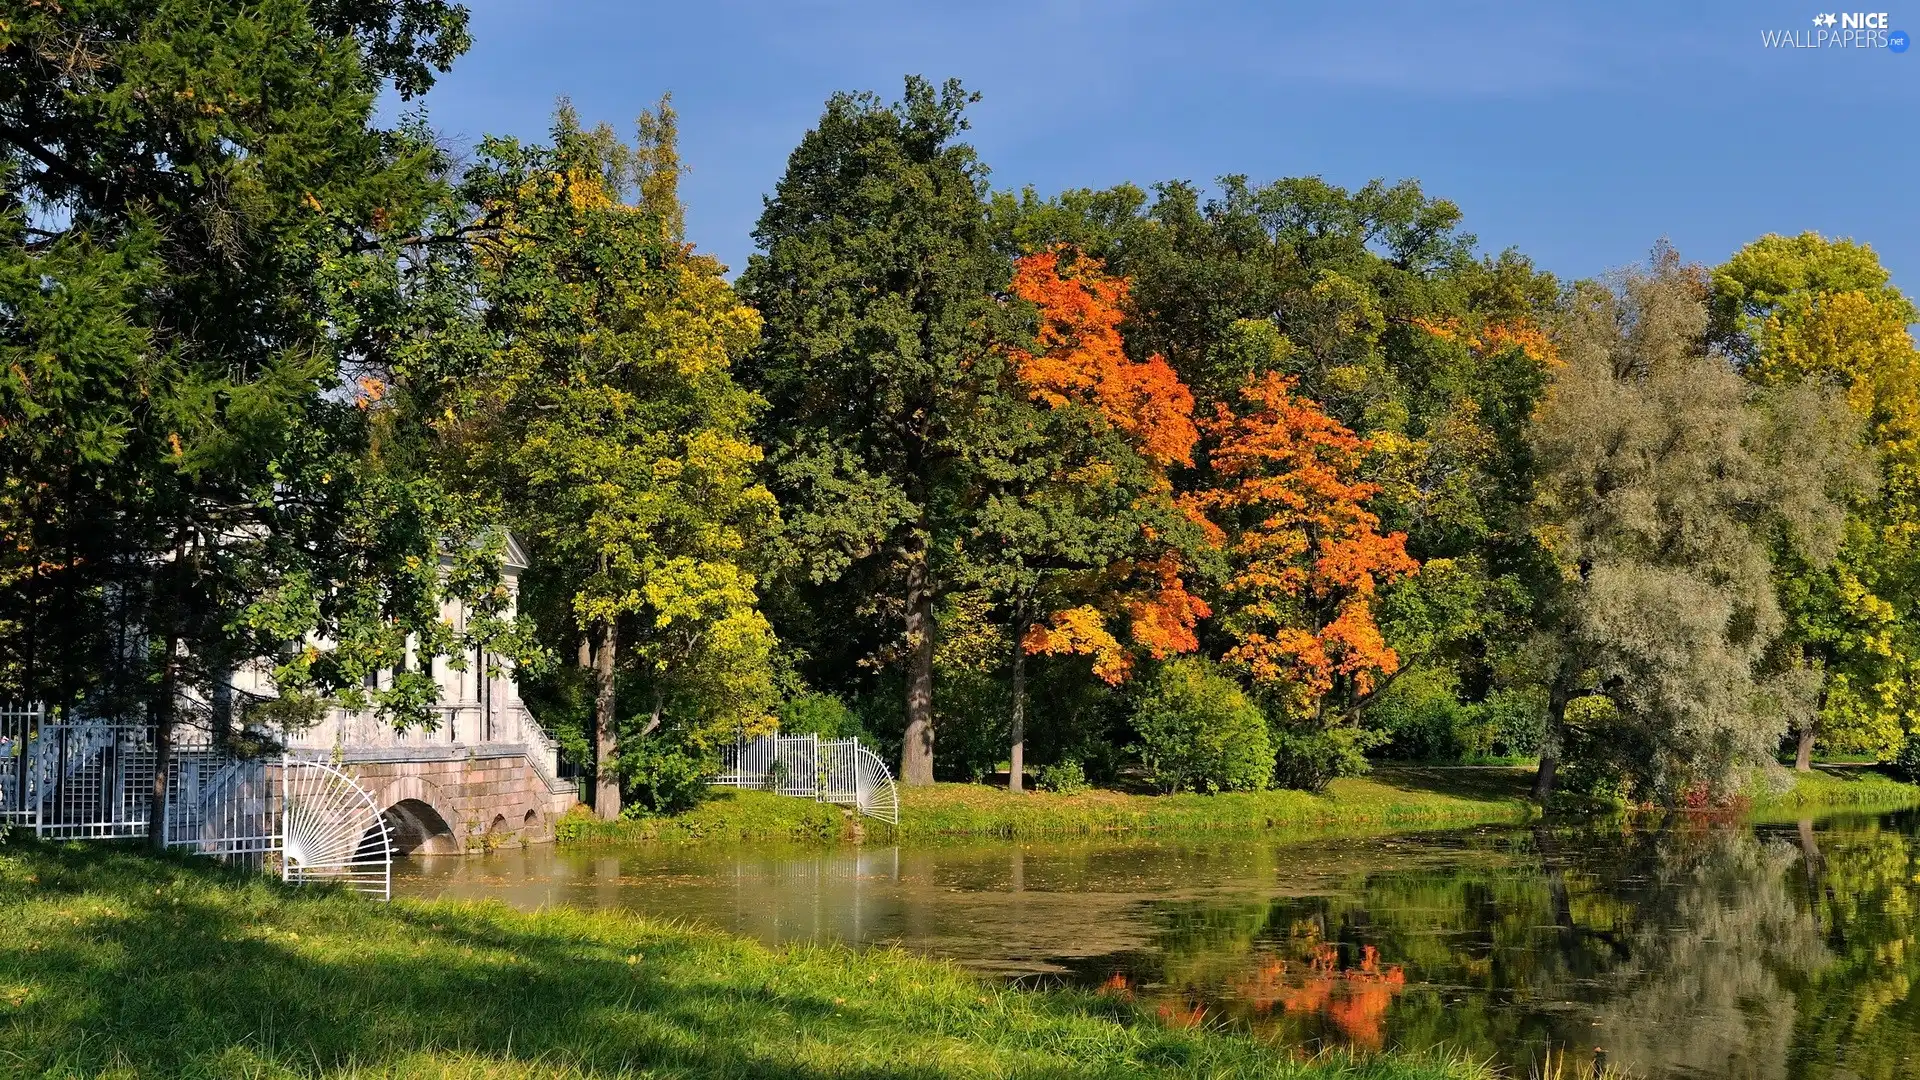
[230,534,563,782]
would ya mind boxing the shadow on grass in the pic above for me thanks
[1366,766,1536,804]
[2,841,1377,1080]
[1804,762,1900,781]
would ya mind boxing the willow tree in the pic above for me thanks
[739,77,1005,785]
[465,101,776,818]
[1528,245,1873,801]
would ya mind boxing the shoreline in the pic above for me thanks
[554,766,1920,849]
[2,841,1496,1080]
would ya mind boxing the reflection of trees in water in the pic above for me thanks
[1132,821,1920,1080]
[1783,815,1920,1080]
[1589,825,1827,1080]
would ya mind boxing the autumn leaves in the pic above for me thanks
[1005,248,1415,722]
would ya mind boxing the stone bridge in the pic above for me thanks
[284,697,581,855]
[323,744,578,854]
[260,535,582,854]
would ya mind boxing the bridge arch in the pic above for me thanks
[383,799,459,856]
[373,776,463,855]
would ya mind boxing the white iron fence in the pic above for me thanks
[1,704,155,839]
[713,733,900,825]
[2,703,391,900]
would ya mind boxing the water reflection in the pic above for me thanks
[395,812,1920,1079]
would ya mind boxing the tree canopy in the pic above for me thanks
[7,45,1920,812]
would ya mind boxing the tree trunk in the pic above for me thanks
[1795,719,1818,772]
[149,644,175,851]
[900,535,936,786]
[1008,607,1029,793]
[148,526,188,852]
[640,684,664,740]
[1797,817,1825,928]
[210,658,232,750]
[1532,681,1570,803]
[593,618,620,820]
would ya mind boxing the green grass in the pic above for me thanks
[0,840,1495,1080]
[557,788,855,844]
[1746,765,1920,817]
[562,768,1541,846]
[562,763,1920,848]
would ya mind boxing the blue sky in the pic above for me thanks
[395,1,1919,289]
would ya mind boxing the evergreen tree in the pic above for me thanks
[0,0,519,843]
[739,77,1005,785]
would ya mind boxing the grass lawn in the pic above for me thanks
[560,768,1542,846]
[1746,764,1920,818]
[0,841,1493,1080]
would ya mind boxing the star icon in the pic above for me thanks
[1814,12,1823,23]
[1826,13,1839,25]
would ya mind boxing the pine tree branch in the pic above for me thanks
[0,122,103,196]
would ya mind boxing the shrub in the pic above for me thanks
[1483,686,1549,757]
[1369,672,1548,764]
[1034,759,1089,795]
[553,803,598,841]
[1270,726,1378,792]
[1130,659,1273,794]
[1894,736,1920,784]
[778,692,866,740]
[1370,668,1478,761]
[620,738,717,815]
[1559,694,1644,806]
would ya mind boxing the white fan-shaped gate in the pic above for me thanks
[280,757,392,900]
[717,734,900,825]
[848,744,899,825]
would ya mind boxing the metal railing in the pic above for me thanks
[281,756,393,901]
[2,702,392,899]
[0,705,156,839]
[714,733,900,824]
[163,752,277,860]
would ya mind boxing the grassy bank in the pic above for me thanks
[562,764,1920,848]
[1747,765,1920,817]
[561,768,1540,846]
[0,842,1491,1080]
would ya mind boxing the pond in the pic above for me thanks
[393,811,1920,1080]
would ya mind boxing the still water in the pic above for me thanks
[394,812,1920,1080]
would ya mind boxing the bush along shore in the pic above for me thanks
[558,766,1920,847]
[2,841,1501,1080]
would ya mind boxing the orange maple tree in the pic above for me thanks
[1002,249,1209,685]
[1187,371,1417,714]
[1006,249,1198,467]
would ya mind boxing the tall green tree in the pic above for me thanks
[1527,245,1873,801]
[739,77,1006,785]
[0,0,520,843]
[463,101,776,819]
